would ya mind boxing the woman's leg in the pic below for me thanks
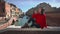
[30,18,36,27]
[34,23,40,28]
[31,23,40,28]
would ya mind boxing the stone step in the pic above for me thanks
[0,26,60,34]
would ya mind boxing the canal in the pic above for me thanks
[14,16,32,27]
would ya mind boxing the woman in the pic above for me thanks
[27,10,40,28]
[32,8,47,29]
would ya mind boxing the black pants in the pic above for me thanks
[28,17,40,28]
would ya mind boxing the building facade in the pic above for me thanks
[0,0,5,17]
[0,0,23,19]
[10,3,16,17]
[5,3,11,18]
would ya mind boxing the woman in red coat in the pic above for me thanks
[27,10,40,28]
[32,8,47,29]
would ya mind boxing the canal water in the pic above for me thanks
[14,16,32,27]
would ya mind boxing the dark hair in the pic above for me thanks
[41,8,45,15]
[41,8,44,12]
[33,10,37,14]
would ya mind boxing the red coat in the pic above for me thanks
[32,13,47,29]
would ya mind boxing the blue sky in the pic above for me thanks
[5,0,60,12]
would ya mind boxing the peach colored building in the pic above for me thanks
[10,3,16,17]
[5,3,11,18]
[0,0,23,19]
[15,8,19,16]
[0,0,11,18]
[16,8,23,17]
